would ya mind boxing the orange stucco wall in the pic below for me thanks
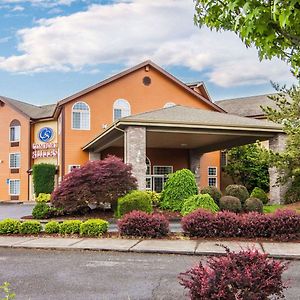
[62,66,219,175]
[0,103,30,201]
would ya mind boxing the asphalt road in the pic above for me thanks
[0,248,299,300]
[0,204,33,220]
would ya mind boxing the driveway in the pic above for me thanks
[0,204,33,220]
[0,248,299,300]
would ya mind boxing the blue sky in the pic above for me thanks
[0,0,296,105]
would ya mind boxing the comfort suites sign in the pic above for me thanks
[32,126,58,159]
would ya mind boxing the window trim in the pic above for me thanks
[9,125,21,142]
[113,99,131,122]
[71,101,90,130]
[68,165,81,173]
[9,179,20,196]
[9,152,21,169]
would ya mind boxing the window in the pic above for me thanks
[9,120,20,142]
[208,166,217,186]
[9,153,20,169]
[9,179,20,195]
[221,151,227,167]
[153,166,173,175]
[163,102,176,108]
[72,102,90,130]
[68,165,80,173]
[113,99,131,121]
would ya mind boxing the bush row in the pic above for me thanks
[181,209,300,240]
[0,219,108,237]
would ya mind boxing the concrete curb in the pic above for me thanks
[0,236,299,260]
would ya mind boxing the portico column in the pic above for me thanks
[189,149,201,190]
[124,126,147,190]
[269,133,288,204]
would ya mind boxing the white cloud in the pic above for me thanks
[1,0,76,7]
[11,5,24,11]
[0,0,296,87]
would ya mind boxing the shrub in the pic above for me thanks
[146,191,161,207]
[32,203,50,219]
[179,247,287,300]
[241,212,271,238]
[181,194,219,216]
[36,193,51,203]
[160,169,198,211]
[59,220,82,234]
[118,210,169,238]
[200,186,222,205]
[181,209,214,238]
[44,221,60,234]
[244,197,263,213]
[117,190,153,218]
[0,219,20,234]
[80,219,108,237]
[284,176,300,204]
[32,163,56,196]
[250,187,269,204]
[219,196,242,213]
[51,156,137,214]
[225,184,249,205]
[19,221,42,234]
[213,211,241,237]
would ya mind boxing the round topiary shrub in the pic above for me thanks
[244,197,264,213]
[0,219,21,234]
[45,221,60,234]
[250,187,269,204]
[32,203,50,219]
[200,186,222,205]
[225,184,249,205]
[117,190,153,218]
[160,169,198,211]
[19,221,42,234]
[59,220,82,234]
[219,196,242,213]
[80,219,108,237]
[181,194,219,216]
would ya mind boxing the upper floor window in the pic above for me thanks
[72,101,90,130]
[163,102,176,108]
[113,99,131,121]
[9,120,20,142]
[9,153,20,169]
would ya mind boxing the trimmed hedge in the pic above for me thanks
[225,185,249,205]
[0,219,20,234]
[118,210,169,238]
[160,169,198,211]
[59,220,82,234]
[200,186,222,205]
[219,196,242,213]
[250,187,269,204]
[45,221,60,234]
[19,221,42,234]
[181,194,219,216]
[117,190,153,218]
[80,219,108,237]
[181,209,300,240]
[32,163,56,196]
[244,197,263,213]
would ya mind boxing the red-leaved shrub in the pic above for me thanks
[118,210,169,238]
[179,247,287,300]
[182,208,300,240]
[51,156,137,213]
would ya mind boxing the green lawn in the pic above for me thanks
[263,205,285,213]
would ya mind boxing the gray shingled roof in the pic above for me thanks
[120,105,282,131]
[215,94,278,117]
[0,96,56,119]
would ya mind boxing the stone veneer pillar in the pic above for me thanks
[189,149,201,190]
[124,126,147,190]
[269,133,288,204]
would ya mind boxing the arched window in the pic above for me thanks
[163,102,176,108]
[113,99,131,121]
[72,101,90,130]
[9,119,20,142]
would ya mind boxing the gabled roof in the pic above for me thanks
[216,94,277,117]
[0,95,56,120]
[55,60,224,113]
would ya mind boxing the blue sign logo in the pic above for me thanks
[38,127,54,143]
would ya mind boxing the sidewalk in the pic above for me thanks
[0,236,299,259]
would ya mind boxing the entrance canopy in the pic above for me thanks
[83,105,283,153]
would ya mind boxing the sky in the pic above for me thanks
[0,0,297,106]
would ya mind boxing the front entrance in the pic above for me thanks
[145,158,173,192]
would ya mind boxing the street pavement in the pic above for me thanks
[0,204,33,220]
[0,248,299,300]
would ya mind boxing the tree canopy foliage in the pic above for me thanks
[194,0,300,74]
